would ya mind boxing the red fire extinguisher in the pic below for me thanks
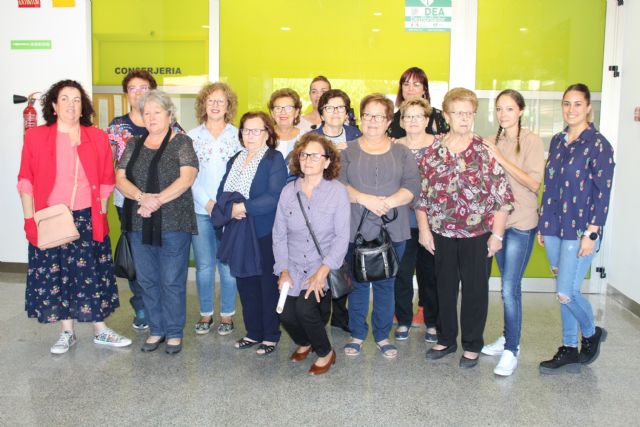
[23,93,38,132]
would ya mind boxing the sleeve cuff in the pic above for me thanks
[17,179,33,195]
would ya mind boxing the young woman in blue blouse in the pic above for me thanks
[538,83,615,374]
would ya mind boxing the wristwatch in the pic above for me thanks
[584,231,598,241]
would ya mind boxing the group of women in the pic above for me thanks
[18,67,614,377]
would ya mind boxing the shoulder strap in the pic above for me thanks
[69,153,80,210]
[296,192,325,259]
[355,208,368,234]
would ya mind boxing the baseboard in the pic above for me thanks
[0,262,27,273]
[607,284,640,318]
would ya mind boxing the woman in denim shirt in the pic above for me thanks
[538,83,615,374]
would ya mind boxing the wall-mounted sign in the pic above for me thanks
[52,0,75,7]
[405,0,452,32]
[17,0,40,7]
[11,39,51,49]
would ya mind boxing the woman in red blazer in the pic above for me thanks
[18,79,131,355]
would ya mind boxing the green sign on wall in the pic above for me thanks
[11,40,51,49]
[405,0,452,32]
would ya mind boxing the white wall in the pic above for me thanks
[604,0,640,303]
[0,2,91,262]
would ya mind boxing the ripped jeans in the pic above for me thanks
[543,235,598,347]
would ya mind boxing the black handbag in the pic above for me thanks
[296,192,351,300]
[352,208,399,282]
[114,232,136,280]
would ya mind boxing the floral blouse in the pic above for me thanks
[415,135,514,238]
[539,123,615,240]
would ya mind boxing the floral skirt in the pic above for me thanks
[25,208,120,323]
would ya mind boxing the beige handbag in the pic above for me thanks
[34,156,80,250]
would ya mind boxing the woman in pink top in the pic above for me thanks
[480,89,545,376]
[18,80,131,355]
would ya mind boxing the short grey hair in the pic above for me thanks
[137,89,177,123]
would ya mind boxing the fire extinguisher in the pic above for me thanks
[23,93,39,132]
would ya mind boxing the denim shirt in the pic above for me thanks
[539,123,615,240]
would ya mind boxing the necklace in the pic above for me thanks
[324,126,344,138]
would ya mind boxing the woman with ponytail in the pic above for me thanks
[480,89,545,376]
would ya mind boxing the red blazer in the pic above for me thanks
[18,123,114,242]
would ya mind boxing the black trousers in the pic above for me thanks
[394,228,438,328]
[433,232,491,353]
[279,291,332,357]
[330,295,349,330]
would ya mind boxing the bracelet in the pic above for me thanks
[136,191,144,202]
[491,233,503,241]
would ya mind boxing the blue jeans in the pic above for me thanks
[348,242,406,342]
[495,227,537,353]
[192,214,237,317]
[543,235,597,347]
[128,231,192,339]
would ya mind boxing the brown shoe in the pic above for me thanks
[308,350,336,376]
[289,346,313,362]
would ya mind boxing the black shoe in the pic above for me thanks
[459,354,479,369]
[426,344,457,360]
[141,336,165,352]
[539,346,581,374]
[580,326,607,365]
[165,341,182,355]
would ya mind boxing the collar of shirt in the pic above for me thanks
[195,122,236,141]
[561,122,596,145]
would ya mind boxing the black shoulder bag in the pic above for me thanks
[296,192,351,299]
[352,208,399,282]
[114,232,136,280]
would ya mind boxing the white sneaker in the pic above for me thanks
[482,336,505,356]
[494,350,518,376]
[50,331,77,354]
[93,328,132,348]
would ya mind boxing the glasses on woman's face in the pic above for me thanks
[240,128,266,136]
[127,85,150,93]
[448,111,475,119]
[272,105,295,114]
[361,112,386,122]
[402,114,426,122]
[299,152,328,162]
[206,98,226,106]
[323,105,347,114]
[402,81,423,89]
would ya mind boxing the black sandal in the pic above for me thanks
[256,343,277,355]
[235,338,258,349]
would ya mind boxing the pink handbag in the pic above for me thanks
[34,156,80,250]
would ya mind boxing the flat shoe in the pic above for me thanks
[141,336,165,352]
[459,354,479,368]
[308,351,336,376]
[256,343,277,356]
[343,342,362,356]
[290,347,313,362]
[426,344,458,360]
[165,341,182,355]
[195,318,213,335]
[377,343,398,359]
[235,338,258,349]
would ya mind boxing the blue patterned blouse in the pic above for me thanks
[539,123,615,240]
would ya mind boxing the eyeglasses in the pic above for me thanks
[127,85,150,93]
[272,105,295,113]
[402,82,423,89]
[206,99,226,106]
[361,112,387,122]
[299,152,328,162]
[449,111,475,119]
[402,114,426,122]
[240,128,266,136]
[323,105,347,114]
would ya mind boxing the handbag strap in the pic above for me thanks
[69,154,80,210]
[296,192,325,259]
[355,207,398,233]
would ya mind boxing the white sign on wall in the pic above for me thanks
[405,0,452,32]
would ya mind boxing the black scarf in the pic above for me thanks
[122,128,172,246]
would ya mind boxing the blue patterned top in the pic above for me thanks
[539,123,615,240]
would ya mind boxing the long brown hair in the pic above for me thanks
[495,89,525,154]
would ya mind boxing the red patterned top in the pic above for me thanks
[415,134,514,238]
